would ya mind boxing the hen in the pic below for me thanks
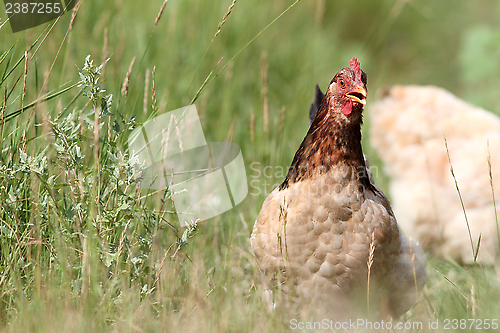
[370,85,500,264]
[251,59,427,319]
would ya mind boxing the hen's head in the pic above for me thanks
[326,58,367,122]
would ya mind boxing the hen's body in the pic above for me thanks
[251,59,426,319]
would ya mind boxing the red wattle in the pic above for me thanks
[342,101,352,115]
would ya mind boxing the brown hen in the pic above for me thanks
[251,59,426,319]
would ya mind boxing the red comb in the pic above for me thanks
[350,57,362,80]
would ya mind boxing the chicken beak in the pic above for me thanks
[346,85,367,105]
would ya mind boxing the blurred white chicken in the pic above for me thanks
[370,85,500,264]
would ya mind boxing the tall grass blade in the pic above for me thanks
[0,41,18,75]
[206,0,302,88]
[192,0,302,103]
[434,269,469,301]
[1,25,50,87]
[4,82,79,123]
[473,234,481,262]
[444,136,476,262]
[487,140,500,259]
[184,0,238,101]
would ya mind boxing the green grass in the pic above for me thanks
[1,0,500,332]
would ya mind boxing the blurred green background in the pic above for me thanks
[3,0,498,194]
[2,0,500,159]
[1,0,500,331]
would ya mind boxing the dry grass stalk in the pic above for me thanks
[28,6,65,63]
[107,116,112,143]
[155,0,169,28]
[114,219,132,277]
[3,3,69,104]
[93,68,100,195]
[487,141,500,257]
[190,57,223,104]
[160,113,175,161]
[188,0,237,104]
[101,27,109,79]
[144,69,150,115]
[151,67,157,112]
[214,0,237,39]
[93,116,99,191]
[280,198,288,263]
[409,237,418,296]
[174,115,184,153]
[154,242,175,299]
[69,0,82,31]
[250,107,255,143]
[22,51,28,109]
[471,284,476,317]
[1,85,6,141]
[121,57,136,97]
[367,232,375,315]
[444,136,476,261]
[226,118,235,143]
[36,1,82,103]
[260,52,269,134]
[20,51,29,152]
[81,235,89,297]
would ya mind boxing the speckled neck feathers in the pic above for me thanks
[279,96,369,190]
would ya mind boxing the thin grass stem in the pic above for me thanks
[444,136,476,261]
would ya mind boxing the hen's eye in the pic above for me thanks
[339,79,345,88]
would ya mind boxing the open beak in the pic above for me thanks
[346,85,367,105]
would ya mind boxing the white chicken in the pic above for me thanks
[370,85,500,264]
